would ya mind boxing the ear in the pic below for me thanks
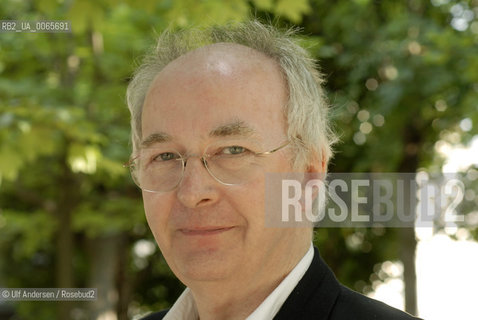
[296,154,327,227]
[299,152,327,205]
[304,151,327,176]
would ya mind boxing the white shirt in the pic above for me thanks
[162,244,314,320]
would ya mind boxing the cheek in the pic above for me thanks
[228,178,267,226]
[231,178,289,254]
[142,192,172,244]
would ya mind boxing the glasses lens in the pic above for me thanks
[129,141,287,192]
[205,145,259,185]
[133,150,183,192]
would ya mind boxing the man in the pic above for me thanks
[126,21,420,320]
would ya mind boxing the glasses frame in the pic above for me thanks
[124,141,290,193]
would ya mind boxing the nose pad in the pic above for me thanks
[200,157,212,177]
[180,155,227,187]
[176,156,218,208]
[200,157,231,186]
[180,156,212,185]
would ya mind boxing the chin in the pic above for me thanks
[172,247,239,283]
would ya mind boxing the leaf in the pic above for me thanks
[0,147,24,181]
[67,143,101,174]
[274,0,311,23]
[67,0,105,33]
[36,0,59,15]
[165,0,249,27]
[252,0,274,11]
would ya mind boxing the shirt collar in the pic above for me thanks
[163,243,314,320]
[246,243,314,320]
[163,287,198,320]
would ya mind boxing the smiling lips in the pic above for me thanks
[179,227,234,236]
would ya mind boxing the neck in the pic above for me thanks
[188,241,311,320]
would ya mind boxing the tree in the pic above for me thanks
[298,0,478,314]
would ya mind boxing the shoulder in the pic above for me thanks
[139,309,169,320]
[275,246,421,320]
[330,285,421,320]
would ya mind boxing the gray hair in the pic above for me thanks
[126,20,337,171]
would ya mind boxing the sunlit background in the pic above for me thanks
[371,138,478,320]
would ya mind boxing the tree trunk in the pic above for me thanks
[399,227,417,315]
[398,121,421,316]
[117,235,132,320]
[87,234,123,320]
[56,155,77,319]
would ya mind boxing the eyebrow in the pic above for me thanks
[141,120,257,148]
[141,132,172,148]
[209,120,256,138]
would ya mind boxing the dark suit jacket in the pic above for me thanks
[141,247,421,319]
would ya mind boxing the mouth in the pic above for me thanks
[179,227,234,236]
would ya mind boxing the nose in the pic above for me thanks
[176,156,219,208]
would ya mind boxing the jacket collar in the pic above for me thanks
[274,247,341,320]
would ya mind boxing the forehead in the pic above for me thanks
[141,43,288,145]
[160,43,280,78]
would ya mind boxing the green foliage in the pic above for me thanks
[305,0,478,299]
[0,210,57,259]
[275,0,311,23]
[252,0,275,11]
[73,198,145,238]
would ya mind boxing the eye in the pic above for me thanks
[152,152,180,162]
[222,146,248,155]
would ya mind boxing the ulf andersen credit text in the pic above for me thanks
[0,288,97,301]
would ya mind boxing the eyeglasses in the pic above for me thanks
[125,141,290,193]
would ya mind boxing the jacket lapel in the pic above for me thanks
[274,247,341,320]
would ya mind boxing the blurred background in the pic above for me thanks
[0,0,477,319]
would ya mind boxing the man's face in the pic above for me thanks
[141,44,312,286]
